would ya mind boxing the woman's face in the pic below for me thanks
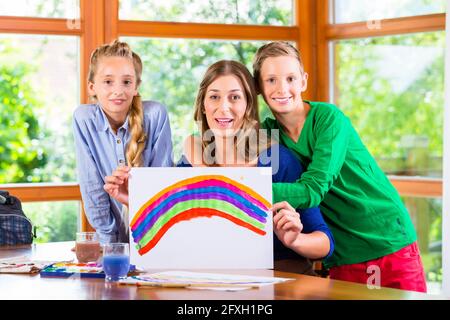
[203,74,247,138]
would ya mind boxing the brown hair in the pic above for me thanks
[193,60,268,165]
[253,41,304,91]
[88,39,146,167]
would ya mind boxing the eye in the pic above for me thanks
[123,80,132,86]
[287,76,296,82]
[266,78,276,84]
[230,95,241,101]
[209,95,219,100]
[104,80,113,85]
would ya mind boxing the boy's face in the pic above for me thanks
[88,56,138,121]
[259,55,308,115]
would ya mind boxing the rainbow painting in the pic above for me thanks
[130,174,271,256]
[128,167,273,269]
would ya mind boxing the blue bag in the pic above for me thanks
[0,190,35,246]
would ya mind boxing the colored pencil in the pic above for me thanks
[120,281,259,289]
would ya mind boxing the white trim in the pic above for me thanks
[442,0,450,298]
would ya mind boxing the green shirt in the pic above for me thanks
[263,101,417,269]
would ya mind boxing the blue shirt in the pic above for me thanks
[177,144,335,260]
[73,101,174,243]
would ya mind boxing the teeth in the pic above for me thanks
[273,97,290,102]
[216,119,233,123]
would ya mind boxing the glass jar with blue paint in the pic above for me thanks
[102,243,130,282]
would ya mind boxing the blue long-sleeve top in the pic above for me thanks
[73,101,174,243]
[177,144,335,260]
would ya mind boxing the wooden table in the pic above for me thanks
[0,242,445,300]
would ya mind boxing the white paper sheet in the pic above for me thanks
[128,167,273,269]
[119,270,294,290]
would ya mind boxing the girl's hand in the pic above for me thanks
[271,201,303,248]
[104,166,131,206]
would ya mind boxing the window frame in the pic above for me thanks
[0,0,444,228]
[323,0,447,296]
[317,0,444,196]
[0,0,305,230]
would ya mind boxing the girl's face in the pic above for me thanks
[88,56,138,120]
[203,75,247,137]
[259,55,308,115]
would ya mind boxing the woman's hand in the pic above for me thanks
[271,201,303,248]
[104,166,131,206]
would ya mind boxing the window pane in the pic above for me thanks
[333,32,444,177]
[333,0,446,24]
[23,201,79,243]
[121,37,272,162]
[119,0,293,26]
[0,0,79,18]
[0,35,79,183]
[402,196,442,294]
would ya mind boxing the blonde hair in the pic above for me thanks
[193,60,269,165]
[253,41,304,91]
[88,39,146,167]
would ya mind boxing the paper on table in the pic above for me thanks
[119,270,294,290]
[151,271,293,284]
[186,286,255,292]
[0,256,67,274]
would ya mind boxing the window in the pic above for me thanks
[0,34,79,243]
[1,2,447,294]
[403,196,442,294]
[1,0,298,241]
[328,0,446,294]
[0,34,79,184]
[333,0,446,24]
[23,201,80,242]
[0,0,79,19]
[119,0,293,26]
[333,32,444,178]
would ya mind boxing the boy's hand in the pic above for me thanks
[271,201,303,248]
[104,166,131,206]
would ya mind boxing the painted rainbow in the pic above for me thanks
[130,175,271,255]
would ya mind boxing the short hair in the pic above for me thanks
[253,41,304,90]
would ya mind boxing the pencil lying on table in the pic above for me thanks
[136,282,187,288]
[120,281,260,289]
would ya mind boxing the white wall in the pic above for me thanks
[442,0,450,298]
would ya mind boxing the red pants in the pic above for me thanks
[329,242,427,293]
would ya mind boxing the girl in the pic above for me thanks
[105,60,334,274]
[253,41,426,292]
[73,40,173,244]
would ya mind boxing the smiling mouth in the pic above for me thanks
[215,118,234,126]
[272,97,292,103]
